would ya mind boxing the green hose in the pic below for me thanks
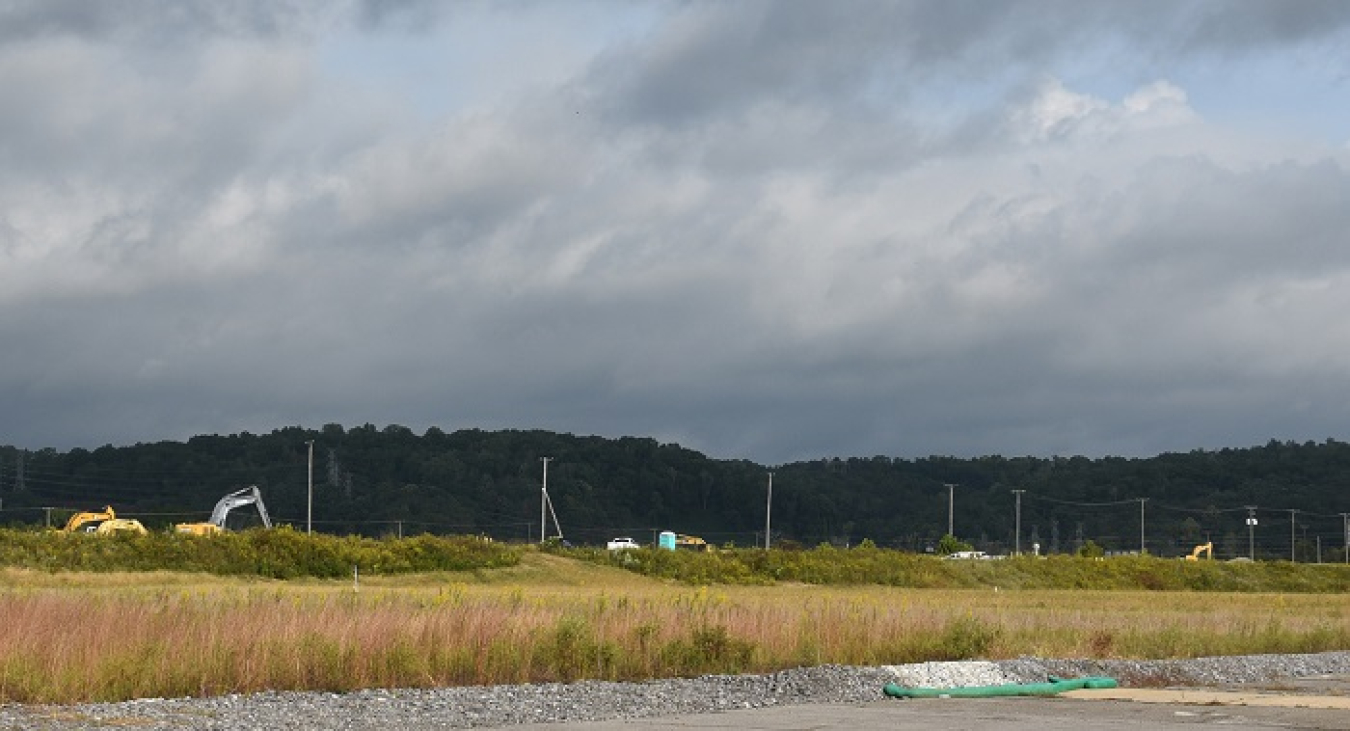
[883,675,1119,698]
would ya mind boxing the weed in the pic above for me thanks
[1088,630,1115,658]
[936,614,999,660]
[662,624,754,675]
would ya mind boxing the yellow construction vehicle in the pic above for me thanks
[1184,542,1213,561]
[62,506,116,533]
[176,522,223,536]
[95,518,148,535]
[675,534,713,552]
[61,506,148,535]
[176,486,273,535]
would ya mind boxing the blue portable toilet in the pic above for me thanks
[658,531,676,550]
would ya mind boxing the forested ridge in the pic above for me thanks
[1,425,1347,560]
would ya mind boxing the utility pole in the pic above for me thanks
[1342,513,1349,565]
[1289,509,1298,562]
[765,472,773,550]
[1247,508,1258,559]
[540,457,552,543]
[1012,489,1025,556]
[306,440,314,535]
[1138,498,1148,555]
[945,483,957,537]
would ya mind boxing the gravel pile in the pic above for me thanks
[2,652,1346,730]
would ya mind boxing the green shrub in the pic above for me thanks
[0,527,521,578]
[936,534,974,555]
[660,624,755,675]
[936,614,1000,659]
[571,543,1350,593]
[540,616,618,681]
[1078,540,1105,558]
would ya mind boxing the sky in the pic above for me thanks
[2,0,1350,465]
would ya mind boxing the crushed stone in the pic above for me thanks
[0,652,1346,730]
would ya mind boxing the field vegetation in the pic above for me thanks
[0,527,519,578]
[7,528,1347,593]
[572,543,1350,592]
[0,548,1346,704]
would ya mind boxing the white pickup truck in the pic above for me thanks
[606,537,640,551]
[943,550,989,560]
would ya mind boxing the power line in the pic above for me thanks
[1024,494,1139,508]
[12,463,264,486]
[1150,503,1253,515]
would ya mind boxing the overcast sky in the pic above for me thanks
[3,0,1350,465]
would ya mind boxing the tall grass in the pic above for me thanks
[0,564,1345,703]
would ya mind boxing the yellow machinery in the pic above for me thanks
[95,518,148,535]
[176,522,223,536]
[1184,542,1213,561]
[675,534,712,552]
[62,506,115,532]
[96,518,147,535]
[61,506,148,535]
[176,486,273,535]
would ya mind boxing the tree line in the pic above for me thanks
[1,425,1346,559]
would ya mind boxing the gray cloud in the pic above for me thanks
[0,0,329,44]
[2,2,1350,463]
[589,1,1350,130]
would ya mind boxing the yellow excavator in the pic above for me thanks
[175,486,273,535]
[1184,542,1213,561]
[61,506,149,535]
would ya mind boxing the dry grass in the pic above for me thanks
[0,556,1346,703]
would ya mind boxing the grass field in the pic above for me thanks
[1,553,1346,704]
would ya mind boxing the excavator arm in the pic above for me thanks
[178,486,274,534]
[1185,542,1213,561]
[62,506,116,533]
[207,486,273,529]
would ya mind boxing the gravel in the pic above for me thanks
[1,652,1347,730]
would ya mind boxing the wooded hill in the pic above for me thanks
[1,425,1347,560]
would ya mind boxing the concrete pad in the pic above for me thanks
[1062,687,1350,710]
[503,697,1350,730]
[500,675,1350,730]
